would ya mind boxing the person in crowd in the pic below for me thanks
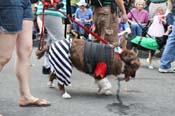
[118,16,131,49]
[147,6,166,37]
[127,0,149,37]
[118,17,131,37]
[36,0,66,74]
[149,0,167,19]
[165,0,174,27]
[0,0,50,107]
[73,0,93,38]
[90,0,128,43]
[158,0,175,73]
[66,0,80,37]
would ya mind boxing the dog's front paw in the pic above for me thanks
[62,92,71,99]
[98,89,112,96]
[148,65,154,69]
[96,78,112,95]
[104,90,112,95]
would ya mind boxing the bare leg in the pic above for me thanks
[15,20,49,106]
[0,34,17,71]
[16,20,34,100]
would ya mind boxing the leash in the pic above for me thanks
[116,78,123,104]
[38,6,46,50]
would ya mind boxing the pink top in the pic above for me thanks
[127,8,149,24]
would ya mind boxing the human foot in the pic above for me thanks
[19,98,50,107]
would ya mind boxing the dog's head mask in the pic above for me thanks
[120,49,140,82]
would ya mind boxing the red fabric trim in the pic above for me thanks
[116,54,121,59]
[94,62,107,79]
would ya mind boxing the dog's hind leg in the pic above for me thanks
[48,73,56,88]
[58,84,71,99]
[146,51,154,69]
[48,72,71,99]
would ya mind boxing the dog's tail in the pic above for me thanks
[35,45,49,59]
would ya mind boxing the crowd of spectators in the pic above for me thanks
[32,0,169,40]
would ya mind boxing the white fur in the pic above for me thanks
[47,81,55,88]
[95,78,112,95]
[62,92,71,99]
[146,58,154,69]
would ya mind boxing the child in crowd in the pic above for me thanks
[118,17,131,49]
[147,6,166,38]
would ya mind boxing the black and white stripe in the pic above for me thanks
[48,39,72,86]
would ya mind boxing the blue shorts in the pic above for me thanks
[0,0,33,33]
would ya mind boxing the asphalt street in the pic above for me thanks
[0,47,175,116]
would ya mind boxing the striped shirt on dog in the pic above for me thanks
[49,39,72,86]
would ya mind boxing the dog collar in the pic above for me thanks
[114,47,122,54]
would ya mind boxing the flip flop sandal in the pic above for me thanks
[19,99,51,107]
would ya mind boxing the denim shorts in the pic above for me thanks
[0,0,33,33]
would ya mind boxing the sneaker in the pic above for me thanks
[42,66,50,74]
[158,68,175,73]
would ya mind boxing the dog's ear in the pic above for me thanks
[130,49,136,53]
